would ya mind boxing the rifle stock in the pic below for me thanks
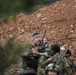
[63,49,76,72]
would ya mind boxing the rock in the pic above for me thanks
[37,14,42,18]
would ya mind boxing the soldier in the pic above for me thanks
[42,44,76,75]
[37,44,61,75]
[20,32,51,75]
[32,32,51,53]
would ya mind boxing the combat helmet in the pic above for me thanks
[45,63,59,75]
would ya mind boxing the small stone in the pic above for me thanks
[30,21,33,23]
[44,24,47,26]
[63,4,65,7]
[18,27,20,30]
[9,34,13,37]
[10,27,14,30]
[21,29,25,33]
[60,47,65,50]
[55,4,57,7]
[37,14,42,18]
[25,26,29,28]
[42,18,47,20]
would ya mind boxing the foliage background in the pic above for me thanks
[0,37,28,75]
[0,0,59,20]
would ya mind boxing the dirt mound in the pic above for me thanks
[0,0,76,74]
[0,0,76,55]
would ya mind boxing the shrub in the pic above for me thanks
[0,36,27,75]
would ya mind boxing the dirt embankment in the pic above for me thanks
[0,0,76,56]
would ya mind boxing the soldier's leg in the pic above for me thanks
[20,68,25,75]
[37,67,45,75]
[20,59,28,75]
[37,56,46,75]
[22,57,28,69]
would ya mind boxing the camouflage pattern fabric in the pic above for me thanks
[21,39,51,75]
[44,53,69,75]
[37,53,51,75]
[32,39,51,53]
[37,53,69,75]
[20,68,25,75]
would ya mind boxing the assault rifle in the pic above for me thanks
[41,30,47,45]
[40,49,76,72]
[40,30,47,52]
[62,49,76,72]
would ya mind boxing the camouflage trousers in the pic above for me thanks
[37,67,45,75]
[20,68,25,75]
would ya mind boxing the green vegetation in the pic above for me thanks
[0,0,60,20]
[0,36,27,75]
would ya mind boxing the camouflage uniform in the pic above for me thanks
[46,53,76,75]
[61,54,76,75]
[37,55,49,75]
[37,53,60,75]
[20,68,25,75]
[45,53,68,75]
[26,33,51,56]
[37,44,75,75]
[33,39,51,53]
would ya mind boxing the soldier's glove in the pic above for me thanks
[32,48,38,55]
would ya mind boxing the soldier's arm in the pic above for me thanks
[45,53,59,64]
[39,56,53,68]
[37,52,48,57]
[31,48,38,54]
[45,58,52,64]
